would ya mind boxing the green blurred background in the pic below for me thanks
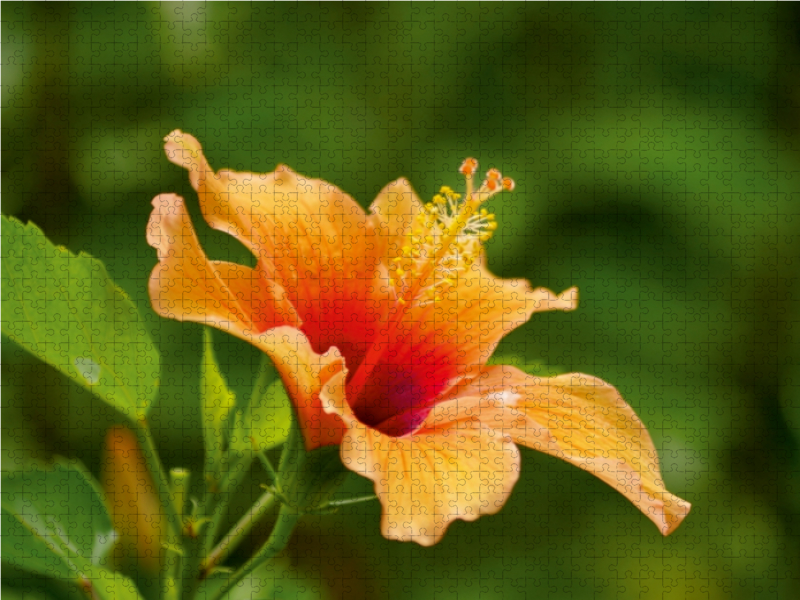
[4,2,800,598]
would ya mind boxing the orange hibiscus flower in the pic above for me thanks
[148,131,690,546]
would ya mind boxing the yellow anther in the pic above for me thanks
[389,158,515,306]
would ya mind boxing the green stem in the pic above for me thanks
[200,490,277,579]
[132,418,184,597]
[201,355,275,573]
[251,354,276,410]
[202,456,251,561]
[208,504,300,600]
[179,534,204,600]
[321,494,377,508]
[256,450,278,483]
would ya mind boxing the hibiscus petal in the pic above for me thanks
[427,366,691,536]
[147,192,344,450]
[368,177,424,267]
[163,130,376,299]
[147,193,298,333]
[163,130,386,383]
[355,277,579,432]
[321,372,520,546]
[408,276,577,379]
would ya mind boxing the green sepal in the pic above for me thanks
[201,329,236,476]
[276,417,349,513]
[231,379,292,456]
[1,216,160,420]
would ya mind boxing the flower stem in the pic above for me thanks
[251,353,276,411]
[200,489,277,579]
[202,355,274,555]
[321,494,377,508]
[132,418,184,597]
[208,504,299,600]
[202,456,251,556]
[256,450,278,483]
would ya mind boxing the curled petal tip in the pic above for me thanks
[560,286,579,310]
[163,130,203,169]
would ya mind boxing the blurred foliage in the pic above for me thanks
[3,2,800,599]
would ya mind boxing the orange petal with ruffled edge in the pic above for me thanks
[147,192,301,332]
[350,275,578,437]
[405,266,578,380]
[428,366,691,535]
[163,130,380,309]
[369,181,578,384]
[147,192,346,449]
[321,370,520,546]
[162,130,388,404]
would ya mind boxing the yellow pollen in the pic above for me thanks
[390,160,515,305]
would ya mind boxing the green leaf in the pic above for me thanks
[201,329,236,470]
[1,459,115,582]
[0,588,58,600]
[231,379,292,456]
[1,217,160,419]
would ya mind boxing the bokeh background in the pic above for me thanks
[4,2,800,599]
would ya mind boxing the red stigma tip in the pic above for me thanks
[485,178,499,191]
[502,177,515,191]
[460,158,478,176]
[486,168,502,181]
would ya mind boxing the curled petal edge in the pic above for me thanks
[425,367,691,536]
[320,370,521,546]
